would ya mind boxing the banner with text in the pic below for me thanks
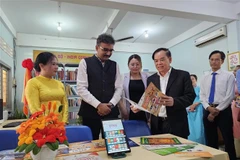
[33,50,93,64]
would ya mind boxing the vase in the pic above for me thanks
[30,145,58,160]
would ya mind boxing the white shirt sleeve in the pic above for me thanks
[200,75,209,110]
[216,74,235,111]
[77,59,101,108]
[109,64,123,106]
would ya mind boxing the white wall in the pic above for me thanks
[169,23,236,83]
[0,19,14,109]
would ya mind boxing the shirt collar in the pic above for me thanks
[157,67,172,78]
[210,68,222,75]
[94,54,105,66]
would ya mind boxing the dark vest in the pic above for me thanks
[78,55,119,119]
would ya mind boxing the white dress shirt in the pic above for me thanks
[157,67,172,117]
[200,69,235,111]
[77,57,123,108]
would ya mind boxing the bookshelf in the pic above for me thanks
[57,63,81,125]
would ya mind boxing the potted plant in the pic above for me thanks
[15,101,69,160]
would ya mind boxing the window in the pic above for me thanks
[0,64,10,108]
[0,66,1,100]
[2,69,8,106]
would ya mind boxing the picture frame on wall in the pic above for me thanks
[227,52,240,71]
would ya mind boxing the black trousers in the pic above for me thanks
[151,116,188,139]
[203,106,236,160]
[82,117,104,140]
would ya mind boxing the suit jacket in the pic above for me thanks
[148,68,195,138]
[122,72,148,114]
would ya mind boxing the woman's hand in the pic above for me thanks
[130,105,140,113]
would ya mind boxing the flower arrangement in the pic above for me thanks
[15,101,69,155]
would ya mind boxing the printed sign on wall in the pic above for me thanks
[33,50,93,64]
[227,52,240,71]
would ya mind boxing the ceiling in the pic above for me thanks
[1,0,239,45]
[218,0,240,3]
[0,0,204,45]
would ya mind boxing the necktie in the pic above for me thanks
[208,72,217,104]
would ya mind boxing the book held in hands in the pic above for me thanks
[124,82,165,116]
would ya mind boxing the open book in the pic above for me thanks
[124,82,165,116]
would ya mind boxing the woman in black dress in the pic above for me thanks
[121,54,148,122]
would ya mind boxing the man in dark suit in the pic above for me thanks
[132,48,195,139]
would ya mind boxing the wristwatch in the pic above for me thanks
[110,103,115,108]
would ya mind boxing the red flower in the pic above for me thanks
[56,129,67,143]
[33,128,57,147]
[22,59,33,71]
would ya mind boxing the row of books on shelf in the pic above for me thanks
[30,69,77,81]
[65,84,78,96]
[68,99,81,107]
[69,112,78,120]
[53,69,78,81]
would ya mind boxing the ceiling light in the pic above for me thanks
[144,31,149,38]
[57,22,62,31]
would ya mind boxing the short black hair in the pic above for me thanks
[209,50,225,61]
[190,74,198,81]
[128,54,142,66]
[152,48,171,60]
[96,33,115,46]
[34,52,56,72]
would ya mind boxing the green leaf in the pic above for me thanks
[49,141,59,151]
[14,145,21,152]
[32,145,41,155]
[24,143,36,154]
[58,105,63,113]
[46,143,55,151]
[53,141,59,150]
[18,143,28,152]
[63,140,69,146]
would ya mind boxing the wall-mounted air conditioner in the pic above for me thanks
[194,26,227,47]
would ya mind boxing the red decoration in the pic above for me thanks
[22,59,34,71]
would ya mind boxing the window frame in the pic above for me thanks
[0,60,12,110]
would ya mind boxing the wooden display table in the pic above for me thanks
[0,120,229,160]
[97,134,229,160]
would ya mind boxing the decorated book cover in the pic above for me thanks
[175,145,213,158]
[56,152,103,160]
[124,82,165,116]
[151,144,195,156]
[57,139,106,156]
[0,149,25,160]
[140,137,181,145]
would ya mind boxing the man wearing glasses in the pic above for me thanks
[77,33,122,140]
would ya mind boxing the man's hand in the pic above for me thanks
[207,106,220,116]
[160,95,174,107]
[97,103,111,116]
[130,105,140,113]
[207,113,215,122]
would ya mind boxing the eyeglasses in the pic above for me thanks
[209,59,221,62]
[99,46,114,53]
